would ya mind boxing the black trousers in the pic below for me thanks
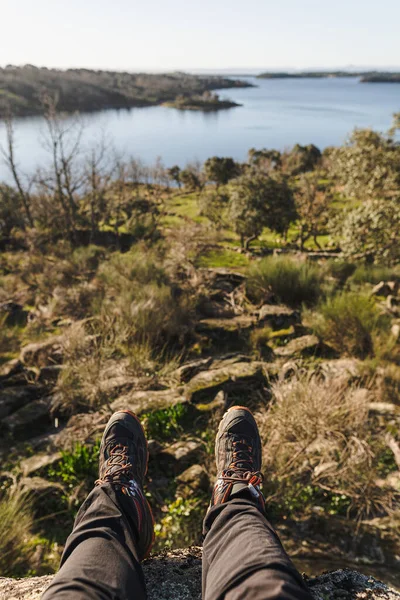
[42,483,312,600]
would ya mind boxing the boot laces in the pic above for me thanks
[96,443,134,485]
[221,435,263,488]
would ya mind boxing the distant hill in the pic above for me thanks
[0,65,253,118]
[257,70,400,83]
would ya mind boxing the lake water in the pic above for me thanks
[0,76,399,181]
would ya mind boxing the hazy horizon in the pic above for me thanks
[3,65,400,74]
[2,0,399,71]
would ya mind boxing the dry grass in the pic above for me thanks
[0,489,33,576]
[55,247,193,414]
[258,375,396,519]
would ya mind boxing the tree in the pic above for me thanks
[36,95,85,239]
[283,144,321,175]
[198,190,229,229]
[203,156,240,188]
[294,172,331,250]
[1,116,34,228]
[179,169,202,192]
[247,148,282,172]
[228,172,297,249]
[328,128,400,200]
[167,165,182,189]
[339,196,400,265]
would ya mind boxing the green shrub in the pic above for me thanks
[310,291,389,358]
[154,496,206,550]
[0,489,33,576]
[70,245,106,277]
[325,260,356,285]
[142,404,190,441]
[47,442,100,490]
[246,256,323,307]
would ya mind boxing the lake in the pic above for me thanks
[0,76,399,181]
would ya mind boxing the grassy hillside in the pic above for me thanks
[0,114,399,584]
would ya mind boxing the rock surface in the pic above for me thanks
[274,334,333,358]
[185,360,271,403]
[1,548,399,600]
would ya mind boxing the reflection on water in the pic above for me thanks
[0,76,399,182]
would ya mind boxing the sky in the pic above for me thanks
[1,0,400,71]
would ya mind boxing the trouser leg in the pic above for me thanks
[42,483,147,600]
[202,497,312,600]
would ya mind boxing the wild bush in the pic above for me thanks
[154,496,207,550]
[325,260,356,286]
[259,376,396,519]
[246,256,323,307]
[98,247,192,351]
[47,442,100,502]
[309,291,390,358]
[0,489,33,576]
[142,404,190,441]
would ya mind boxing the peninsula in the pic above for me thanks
[0,65,252,118]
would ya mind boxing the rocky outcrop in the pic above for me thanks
[1,549,399,600]
[20,337,64,368]
[274,334,335,358]
[184,360,272,404]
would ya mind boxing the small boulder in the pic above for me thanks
[20,477,65,516]
[176,464,209,496]
[185,361,271,404]
[200,268,246,292]
[387,295,400,314]
[0,385,42,420]
[315,358,362,385]
[197,299,236,319]
[111,389,186,415]
[371,281,399,298]
[1,397,52,437]
[172,358,213,384]
[0,358,23,381]
[274,335,334,358]
[391,322,400,341]
[38,365,64,386]
[196,316,256,350]
[0,301,29,326]
[20,476,64,498]
[20,336,64,368]
[258,304,299,330]
[160,439,203,472]
[20,452,62,477]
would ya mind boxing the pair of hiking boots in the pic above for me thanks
[96,406,265,560]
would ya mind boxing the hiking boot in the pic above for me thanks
[210,405,265,512]
[96,410,154,559]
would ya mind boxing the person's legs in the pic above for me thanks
[42,410,154,600]
[202,406,312,600]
